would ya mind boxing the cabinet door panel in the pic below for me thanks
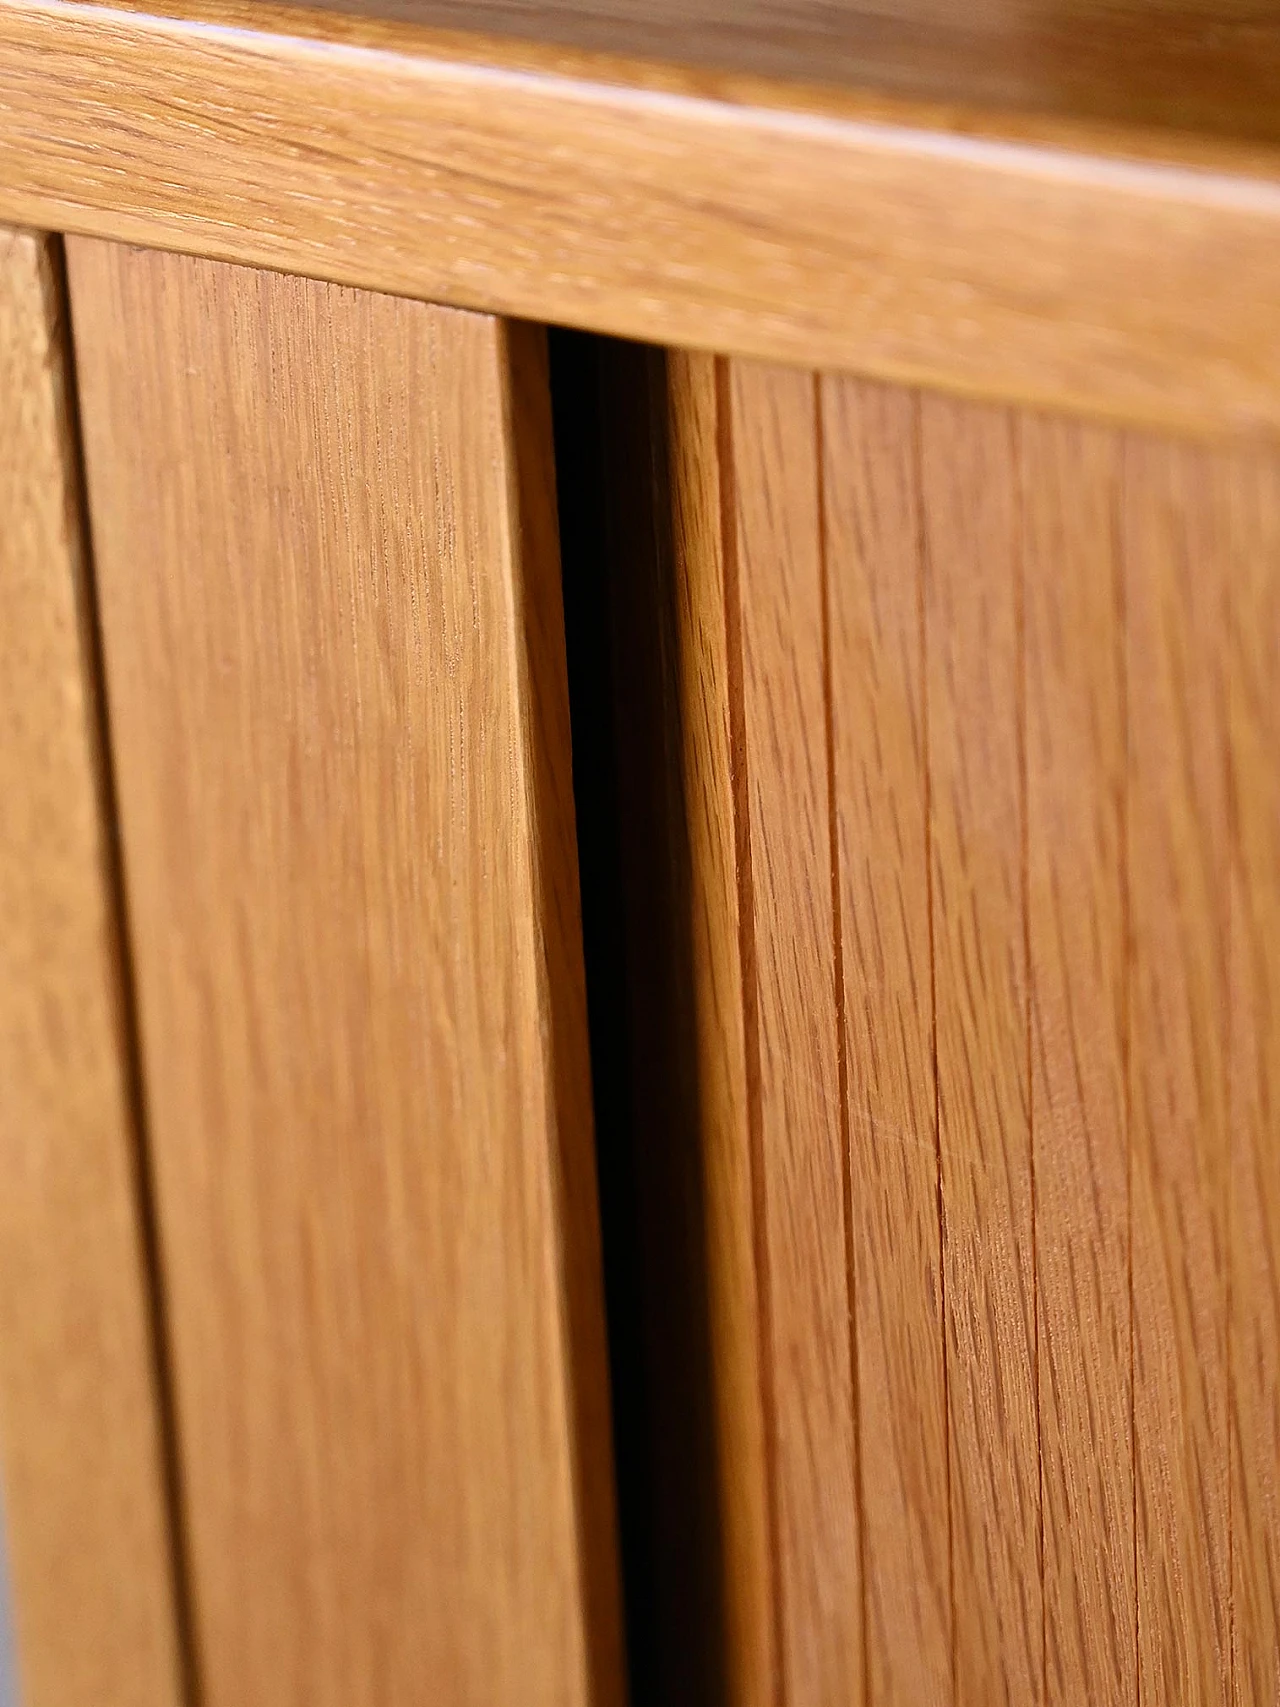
[0,227,186,1707]
[595,344,1280,1707]
[66,241,622,1707]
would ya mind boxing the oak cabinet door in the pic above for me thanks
[589,345,1280,1707]
[64,241,622,1707]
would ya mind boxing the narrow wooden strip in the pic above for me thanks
[823,373,949,1707]
[665,346,776,1707]
[1125,437,1230,1705]
[922,395,1041,1707]
[1020,416,1134,1707]
[4,0,1280,437]
[65,240,622,1707]
[729,358,861,1706]
[0,225,185,1707]
[1227,457,1280,1707]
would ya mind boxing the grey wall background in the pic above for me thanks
[0,1505,16,1707]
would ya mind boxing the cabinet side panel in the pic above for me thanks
[0,227,185,1707]
[66,240,621,1707]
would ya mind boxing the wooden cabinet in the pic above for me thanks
[0,5,1278,1706]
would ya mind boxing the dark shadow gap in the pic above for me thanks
[548,330,728,1707]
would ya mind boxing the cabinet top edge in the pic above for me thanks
[4,0,1280,439]
[36,0,1280,162]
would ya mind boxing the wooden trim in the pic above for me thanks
[2,0,1280,437]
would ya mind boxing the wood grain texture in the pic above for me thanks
[65,239,622,1707]
[921,397,1041,1707]
[617,347,1280,1707]
[1125,439,1231,1706]
[1228,457,1280,1707]
[284,0,1280,149]
[729,360,861,1706]
[5,1,1280,438]
[1021,418,1134,1707]
[0,227,186,1707]
[823,374,949,1707]
[665,349,775,1707]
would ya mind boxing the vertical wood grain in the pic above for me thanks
[641,338,1280,1704]
[1125,439,1230,1707]
[0,227,186,1707]
[921,396,1041,1707]
[645,344,1280,1707]
[1227,459,1280,1707]
[729,359,861,1707]
[666,348,776,1707]
[823,374,950,1707]
[65,240,622,1707]
[1020,418,1134,1707]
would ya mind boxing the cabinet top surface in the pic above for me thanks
[280,0,1280,147]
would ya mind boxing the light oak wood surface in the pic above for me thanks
[0,226,187,1707]
[3,0,1280,437]
[1229,456,1280,1707]
[1021,417,1133,1707]
[825,375,949,1707]
[286,0,1280,148]
[664,349,776,1707]
[921,397,1041,1707]
[729,360,861,1707]
[65,240,623,1707]
[598,345,1280,1705]
[1125,441,1232,1703]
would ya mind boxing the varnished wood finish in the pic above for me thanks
[281,0,1280,148]
[730,361,861,1705]
[1021,419,1133,1707]
[66,241,622,1707]
[1126,443,1232,1703]
[1229,459,1280,1707]
[922,398,1040,1707]
[663,349,776,1707]
[0,227,186,1707]
[611,347,1280,1705]
[4,0,1280,437]
[825,376,949,1707]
